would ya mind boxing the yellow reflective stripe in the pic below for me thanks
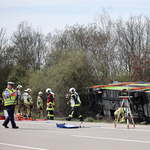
[69,111,74,117]
[4,88,16,106]
[70,104,73,107]
[71,104,80,107]
[46,106,54,110]
[5,99,15,106]
[78,115,82,118]
[48,102,55,106]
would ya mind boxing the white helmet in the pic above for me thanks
[39,91,43,95]
[46,88,51,93]
[69,87,75,93]
[26,88,31,93]
[17,85,23,89]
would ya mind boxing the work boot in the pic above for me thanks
[66,117,71,121]
[79,117,83,122]
[50,117,54,120]
[12,126,19,129]
[2,124,9,128]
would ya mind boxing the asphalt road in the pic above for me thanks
[0,119,150,150]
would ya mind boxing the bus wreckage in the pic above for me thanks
[86,82,150,124]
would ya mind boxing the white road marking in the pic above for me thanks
[0,142,48,150]
[100,127,150,132]
[72,135,150,144]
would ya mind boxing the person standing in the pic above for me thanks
[37,91,43,118]
[2,82,19,129]
[46,88,55,120]
[66,87,83,121]
[15,85,23,114]
[23,88,33,118]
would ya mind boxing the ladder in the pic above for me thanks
[115,89,135,129]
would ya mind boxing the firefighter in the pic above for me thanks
[37,91,43,118]
[66,87,83,121]
[46,88,55,120]
[2,82,19,129]
[114,107,126,123]
[23,88,33,118]
[15,85,23,114]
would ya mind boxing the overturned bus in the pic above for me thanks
[86,82,150,123]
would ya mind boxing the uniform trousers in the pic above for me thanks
[3,105,16,128]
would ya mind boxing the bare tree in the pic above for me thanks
[11,21,46,71]
[116,14,150,74]
[0,28,8,67]
[93,9,118,81]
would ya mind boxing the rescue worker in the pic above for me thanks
[66,87,83,121]
[2,82,19,129]
[46,88,55,120]
[23,88,33,118]
[15,85,23,114]
[37,91,43,118]
[114,107,126,123]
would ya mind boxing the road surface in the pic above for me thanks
[0,120,150,150]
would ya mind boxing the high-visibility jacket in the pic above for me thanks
[46,92,55,111]
[4,88,16,106]
[23,92,33,105]
[37,96,43,109]
[69,92,81,107]
[114,108,125,116]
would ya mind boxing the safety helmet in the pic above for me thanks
[39,91,43,95]
[26,88,31,93]
[69,87,75,93]
[17,85,23,89]
[46,88,51,93]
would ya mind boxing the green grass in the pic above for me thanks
[84,117,95,122]
[0,111,4,114]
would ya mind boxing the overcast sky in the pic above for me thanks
[0,0,150,37]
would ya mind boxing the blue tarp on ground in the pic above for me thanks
[56,123,79,128]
